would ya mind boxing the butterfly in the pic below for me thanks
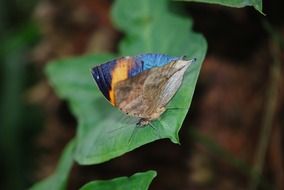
[91,53,196,127]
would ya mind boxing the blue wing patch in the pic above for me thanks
[135,53,179,71]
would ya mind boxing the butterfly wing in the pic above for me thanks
[114,69,150,117]
[114,58,194,120]
[142,59,193,120]
[92,56,141,105]
[91,53,194,120]
[91,53,179,105]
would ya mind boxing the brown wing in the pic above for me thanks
[142,59,192,119]
[113,69,150,118]
[141,61,178,118]
[113,63,174,119]
[114,59,192,120]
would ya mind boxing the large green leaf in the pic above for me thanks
[182,0,263,14]
[79,171,157,190]
[46,0,207,165]
[30,140,74,190]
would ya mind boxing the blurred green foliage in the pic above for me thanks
[0,0,41,189]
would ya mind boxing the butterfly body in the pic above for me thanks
[92,53,195,126]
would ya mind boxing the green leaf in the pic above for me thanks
[181,0,263,14]
[45,0,207,165]
[30,140,74,190]
[79,171,157,190]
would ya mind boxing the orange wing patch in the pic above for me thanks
[109,57,133,105]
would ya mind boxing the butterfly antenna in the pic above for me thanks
[108,125,133,134]
[148,122,161,139]
[128,125,139,146]
[108,115,139,134]
[121,114,136,125]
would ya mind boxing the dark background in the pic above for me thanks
[0,0,283,189]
